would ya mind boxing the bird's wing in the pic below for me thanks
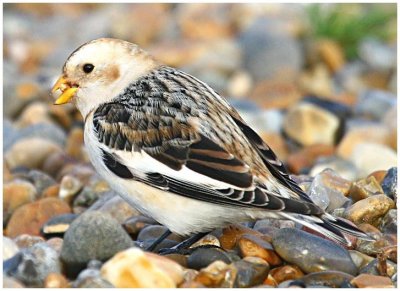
[92,66,322,215]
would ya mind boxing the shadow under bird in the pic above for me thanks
[51,38,373,254]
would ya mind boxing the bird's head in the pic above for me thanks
[51,38,159,118]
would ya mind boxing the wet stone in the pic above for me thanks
[269,265,304,284]
[123,215,158,237]
[187,247,232,270]
[272,228,357,275]
[300,271,355,288]
[349,250,375,271]
[380,209,397,234]
[233,257,270,288]
[11,242,62,287]
[381,167,397,200]
[219,224,263,250]
[193,260,237,288]
[349,176,384,202]
[360,258,397,277]
[344,194,395,226]
[60,211,134,277]
[238,234,282,266]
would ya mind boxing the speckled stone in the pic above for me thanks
[272,228,357,275]
[233,257,270,287]
[344,194,395,226]
[60,211,134,276]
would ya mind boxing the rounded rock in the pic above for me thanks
[187,247,232,270]
[272,228,357,275]
[6,197,71,238]
[60,210,134,276]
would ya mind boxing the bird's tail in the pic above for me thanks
[280,212,375,247]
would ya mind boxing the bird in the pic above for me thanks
[52,38,371,253]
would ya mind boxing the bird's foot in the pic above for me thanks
[157,232,209,255]
[158,243,221,256]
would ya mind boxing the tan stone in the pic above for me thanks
[6,197,71,238]
[44,273,69,288]
[351,274,394,288]
[283,102,340,146]
[269,265,304,284]
[349,176,384,202]
[3,180,37,222]
[344,194,395,226]
[219,224,263,250]
[101,248,184,288]
[317,40,345,73]
[238,234,282,266]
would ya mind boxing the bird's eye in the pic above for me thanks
[83,63,94,73]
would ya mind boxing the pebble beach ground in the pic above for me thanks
[3,3,397,288]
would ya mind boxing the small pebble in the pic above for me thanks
[13,234,45,249]
[238,234,282,266]
[233,257,270,287]
[187,247,232,270]
[3,236,20,260]
[44,273,69,288]
[381,167,397,200]
[58,175,83,204]
[41,213,78,236]
[301,270,355,288]
[269,265,304,284]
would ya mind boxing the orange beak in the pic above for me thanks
[51,76,78,105]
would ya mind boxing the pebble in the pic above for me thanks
[239,17,302,82]
[360,258,397,277]
[73,265,114,288]
[14,234,45,249]
[58,175,83,204]
[344,194,395,226]
[219,224,263,250]
[44,273,69,288]
[286,144,335,174]
[3,180,37,223]
[6,197,71,238]
[41,213,78,236]
[233,257,270,287]
[283,102,341,146]
[337,123,392,159]
[353,142,396,175]
[307,169,350,211]
[272,228,357,275]
[355,89,397,120]
[101,247,184,288]
[90,194,142,224]
[3,236,20,260]
[193,260,237,288]
[309,156,358,181]
[300,271,355,288]
[187,247,232,270]
[122,215,158,237]
[5,137,63,170]
[238,234,281,266]
[380,209,397,234]
[3,276,25,288]
[351,273,394,288]
[137,224,181,243]
[359,38,396,72]
[11,242,62,287]
[381,167,397,200]
[60,211,133,276]
[190,234,221,249]
[349,250,375,270]
[348,176,384,202]
[24,170,57,196]
[269,265,304,284]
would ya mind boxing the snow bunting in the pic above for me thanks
[52,38,370,247]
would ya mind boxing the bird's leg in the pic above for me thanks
[145,229,172,252]
[158,232,209,255]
